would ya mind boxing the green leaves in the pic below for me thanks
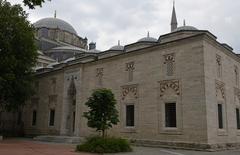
[84,89,119,137]
[0,1,37,111]
[22,0,48,9]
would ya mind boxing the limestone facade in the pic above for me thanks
[22,30,240,149]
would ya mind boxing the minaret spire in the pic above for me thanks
[171,1,178,32]
[54,10,57,18]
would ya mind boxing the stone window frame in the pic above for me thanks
[158,80,183,135]
[48,108,55,127]
[215,80,228,136]
[31,109,37,127]
[121,102,137,133]
[236,107,240,130]
[165,102,177,128]
[234,87,240,135]
[216,101,228,136]
[125,61,135,82]
[120,84,139,133]
[125,104,135,127]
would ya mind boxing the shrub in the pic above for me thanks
[76,136,132,153]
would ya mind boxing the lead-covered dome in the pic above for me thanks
[137,32,157,43]
[34,17,77,34]
[109,41,124,51]
[173,26,198,32]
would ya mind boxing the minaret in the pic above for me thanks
[171,1,178,32]
[54,10,57,18]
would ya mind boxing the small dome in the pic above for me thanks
[109,41,124,51]
[138,37,157,42]
[34,17,77,34]
[137,32,157,42]
[110,45,124,51]
[173,26,198,32]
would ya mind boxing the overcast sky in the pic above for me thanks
[9,0,240,52]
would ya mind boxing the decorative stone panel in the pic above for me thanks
[159,79,180,97]
[121,84,138,100]
[96,68,103,77]
[163,53,175,63]
[125,62,135,71]
[215,80,225,99]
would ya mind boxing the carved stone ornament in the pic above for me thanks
[216,55,221,65]
[96,68,103,77]
[159,80,180,97]
[121,85,138,100]
[126,62,135,71]
[164,53,175,64]
[215,80,225,99]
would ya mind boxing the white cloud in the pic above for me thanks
[8,0,240,52]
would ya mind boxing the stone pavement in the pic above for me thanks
[0,138,97,155]
[1,138,240,155]
[108,146,240,155]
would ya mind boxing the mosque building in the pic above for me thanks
[2,3,240,150]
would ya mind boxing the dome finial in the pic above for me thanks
[147,31,150,38]
[118,40,120,46]
[183,19,186,26]
[54,10,57,18]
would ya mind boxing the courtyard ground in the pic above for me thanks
[0,138,240,155]
[0,138,95,155]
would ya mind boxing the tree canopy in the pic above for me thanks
[0,0,37,111]
[23,0,48,9]
[84,89,119,138]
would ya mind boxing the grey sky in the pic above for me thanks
[9,0,240,52]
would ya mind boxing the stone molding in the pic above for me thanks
[159,79,180,97]
[121,84,138,100]
[125,62,135,71]
[163,53,175,64]
[215,80,225,99]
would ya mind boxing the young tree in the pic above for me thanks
[0,1,38,111]
[84,88,119,138]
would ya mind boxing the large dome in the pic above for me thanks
[34,17,77,34]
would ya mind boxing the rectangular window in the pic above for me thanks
[236,108,240,129]
[165,103,177,127]
[49,109,55,126]
[218,104,223,129]
[32,110,37,126]
[126,105,134,127]
[166,61,174,76]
